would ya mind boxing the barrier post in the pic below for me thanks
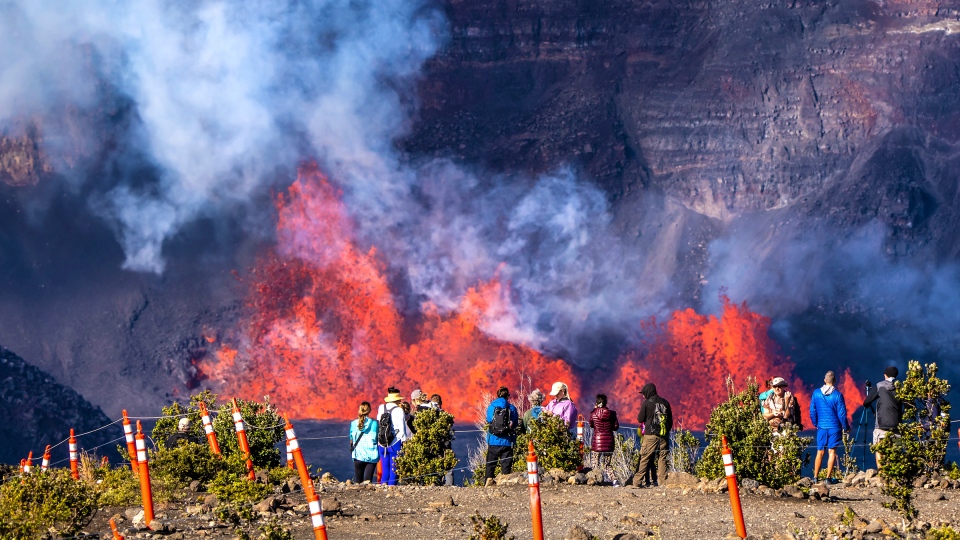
[527,441,544,540]
[285,416,327,539]
[69,429,80,480]
[199,402,221,455]
[122,410,139,475]
[41,445,51,472]
[19,459,25,474]
[134,421,155,529]
[24,451,33,474]
[306,490,329,540]
[231,399,256,481]
[721,435,747,539]
[284,416,316,499]
[286,439,295,469]
[576,414,586,471]
[110,517,125,540]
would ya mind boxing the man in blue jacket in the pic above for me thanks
[810,371,849,483]
[484,386,519,486]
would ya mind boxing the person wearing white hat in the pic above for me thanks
[543,381,578,430]
[165,417,197,448]
[762,377,800,432]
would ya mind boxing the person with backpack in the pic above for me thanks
[484,386,519,485]
[543,382,578,432]
[522,389,545,433]
[862,366,902,468]
[377,387,411,485]
[589,393,620,485]
[810,371,849,483]
[636,383,672,486]
[350,402,380,483]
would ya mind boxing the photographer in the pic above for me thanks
[863,366,902,468]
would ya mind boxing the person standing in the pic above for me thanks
[522,389,546,433]
[544,382,578,431]
[810,371,849,483]
[350,402,379,483]
[863,366,902,468]
[762,377,802,433]
[636,383,672,486]
[377,387,411,485]
[484,386,519,485]
[589,393,620,485]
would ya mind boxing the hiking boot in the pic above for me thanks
[484,478,495,487]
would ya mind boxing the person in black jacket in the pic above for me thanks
[862,366,902,468]
[636,383,673,486]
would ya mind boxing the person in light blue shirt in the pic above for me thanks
[350,402,380,483]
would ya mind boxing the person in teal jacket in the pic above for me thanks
[810,371,849,483]
[350,402,380,483]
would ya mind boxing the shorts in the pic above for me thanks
[872,428,889,445]
[816,428,842,450]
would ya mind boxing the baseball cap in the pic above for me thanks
[549,382,567,396]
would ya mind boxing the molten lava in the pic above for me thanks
[196,165,862,428]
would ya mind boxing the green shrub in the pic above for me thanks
[266,466,297,485]
[696,377,811,488]
[258,517,294,540]
[153,391,285,469]
[150,442,239,485]
[669,429,700,474]
[209,470,271,503]
[928,525,960,540]
[395,408,458,485]
[97,466,141,507]
[469,513,515,540]
[873,360,952,519]
[947,462,960,481]
[511,414,583,473]
[0,469,98,538]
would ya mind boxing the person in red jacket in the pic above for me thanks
[589,394,620,486]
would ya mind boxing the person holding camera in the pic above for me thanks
[762,377,802,433]
[863,366,902,468]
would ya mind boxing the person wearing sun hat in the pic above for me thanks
[762,377,801,432]
[543,381,578,431]
[376,387,411,485]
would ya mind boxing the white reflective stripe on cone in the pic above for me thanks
[722,453,733,465]
[285,429,296,440]
[528,473,539,485]
[233,412,243,421]
[288,438,300,451]
[311,513,325,528]
[69,443,78,452]
[135,439,146,450]
[123,424,133,434]
[137,450,148,462]
[527,461,537,473]
[724,464,735,477]
[42,459,49,469]
[204,424,214,434]
[24,466,31,473]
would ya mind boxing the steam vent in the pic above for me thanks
[2,0,960,535]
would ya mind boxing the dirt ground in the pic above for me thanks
[86,479,960,539]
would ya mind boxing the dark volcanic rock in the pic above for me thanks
[0,346,114,463]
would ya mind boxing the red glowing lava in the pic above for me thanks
[196,164,862,427]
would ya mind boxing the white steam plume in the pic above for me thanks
[0,0,443,273]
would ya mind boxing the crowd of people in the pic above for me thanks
[344,365,915,487]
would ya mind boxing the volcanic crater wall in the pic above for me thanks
[1,0,960,421]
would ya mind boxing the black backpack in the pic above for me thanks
[377,406,397,446]
[489,405,513,437]
[649,402,668,437]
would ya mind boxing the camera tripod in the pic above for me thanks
[854,381,875,468]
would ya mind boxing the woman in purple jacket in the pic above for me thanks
[544,381,578,431]
[589,394,620,485]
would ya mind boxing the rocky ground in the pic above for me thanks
[77,469,960,540]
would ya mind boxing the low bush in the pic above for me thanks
[511,413,583,473]
[874,360,952,519]
[395,408,458,485]
[97,466,141,507]
[153,391,285,469]
[696,377,811,488]
[0,468,98,538]
[469,513,515,540]
[929,525,960,540]
[209,470,271,503]
[669,429,700,474]
[258,517,295,540]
